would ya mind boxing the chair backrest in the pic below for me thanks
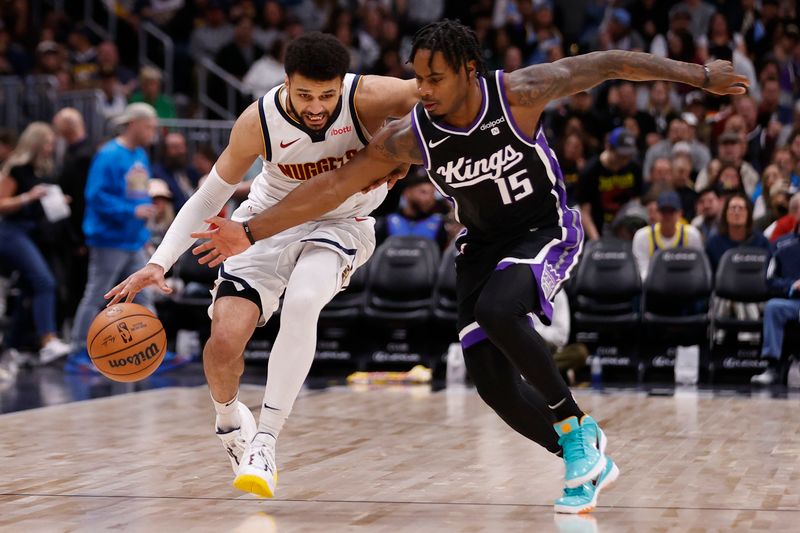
[433,244,458,309]
[714,247,770,302]
[367,236,440,302]
[644,248,712,313]
[574,238,641,302]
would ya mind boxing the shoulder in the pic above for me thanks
[633,226,650,243]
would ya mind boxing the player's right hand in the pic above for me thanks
[104,263,172,306]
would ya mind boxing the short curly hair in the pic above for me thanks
[284,32,350,81]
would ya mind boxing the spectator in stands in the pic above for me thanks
[0,122,71,363]
[695,131,759,196]
[647,157,673,193]
[752,228,800,385]
[0,21,31,75]
[0,129,16,167]
[772,146,799,190]
[698,13,760,102]
[669,0,715,42]
[756,180,791,234]
[375,174,448,250]
[692,186,721,242]
[557,132,586,207]
[643,117,710,181]
[254,1,286,52]
[152,132,200,211]
[67,24,97,88]
[547,90,603,152]
[647,81,680,139]
[215,15,264,81]
[98,70,128,120]
[768,193,800,243]
[628,0,670,50]
[191,144,217,180]
[33,40,64,78]
[146,179,175,252]
[713,163,746,200]
[706,192,770,272]
[753,164,784,221]
[190,0,234,60]
[670,149,699,220]
[579,127,642,241]
[734,95,766,171]
[633,190,703,280]
[591,8,644,53]
[243,39,286,100]
[602,81,656,147]
[129,66,176,120]
[52,108,94,315]
[67,103,159,372]
[94,41,135,95]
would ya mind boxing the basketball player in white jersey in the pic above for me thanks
[105,32,417,498]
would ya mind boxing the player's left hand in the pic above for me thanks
[361,163,411,193]
[702,59,750,96]
[191,216,251,268]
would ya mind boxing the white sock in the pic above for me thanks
[212,391,241,432]
[258,247,341,440]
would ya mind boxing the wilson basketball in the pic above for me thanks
[86,303,167,382]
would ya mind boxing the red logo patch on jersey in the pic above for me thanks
[280,138,300,148]
[330,125,352,136]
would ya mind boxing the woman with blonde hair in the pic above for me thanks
[0,122,71,363]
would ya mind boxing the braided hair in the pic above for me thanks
[410,20,486,78]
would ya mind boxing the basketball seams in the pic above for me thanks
[90,327,165,361]
[87,312,158,348]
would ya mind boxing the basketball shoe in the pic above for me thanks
[554,456,620,514]
[216,402,257,473]
[233,432,278,498]
[554,415,606,488]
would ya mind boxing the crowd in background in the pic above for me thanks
[0,0,799,380]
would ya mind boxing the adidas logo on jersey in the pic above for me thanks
[436,145,524,188]
[330,125,352,136]
[480,117,506,131]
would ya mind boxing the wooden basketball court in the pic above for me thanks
[1,384,798,532]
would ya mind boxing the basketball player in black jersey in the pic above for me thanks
[193,20,749,513]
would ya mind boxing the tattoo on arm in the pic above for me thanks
[509,50,704,109]
[370,115,423,165]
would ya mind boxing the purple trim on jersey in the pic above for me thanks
[428,77,488,134]
[496,70,536,145]
[410,109,430,169]
[460,326,488,349]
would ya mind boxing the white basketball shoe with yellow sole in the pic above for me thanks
[233,432,278,498]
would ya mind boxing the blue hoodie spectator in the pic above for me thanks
[83,139,152,250]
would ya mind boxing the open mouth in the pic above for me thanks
[304,113,327,127]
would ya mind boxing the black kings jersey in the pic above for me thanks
[411,70,578,243]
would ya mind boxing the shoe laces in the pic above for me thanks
[559,427,586,462]
[247,442,276,473]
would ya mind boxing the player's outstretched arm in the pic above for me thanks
[191,114,423,267]
[506,52,749,113]
[105,103,264,305]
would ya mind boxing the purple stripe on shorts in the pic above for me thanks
[460,326,488,349]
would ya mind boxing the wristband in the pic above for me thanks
[242,220,256,245]
[702,65,710,88]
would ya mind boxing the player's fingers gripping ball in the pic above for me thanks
[86,303,167,382]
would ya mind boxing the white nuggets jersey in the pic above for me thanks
[248,73,386,219]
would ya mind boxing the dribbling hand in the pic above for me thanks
[702,59,750,96]
[105,263,172,306]
[191,216,251,268]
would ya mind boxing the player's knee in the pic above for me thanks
[473,293,513,335]
[282,287,327,317]
[205,329,246,364]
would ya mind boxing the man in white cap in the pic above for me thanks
[66,103,160,372]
